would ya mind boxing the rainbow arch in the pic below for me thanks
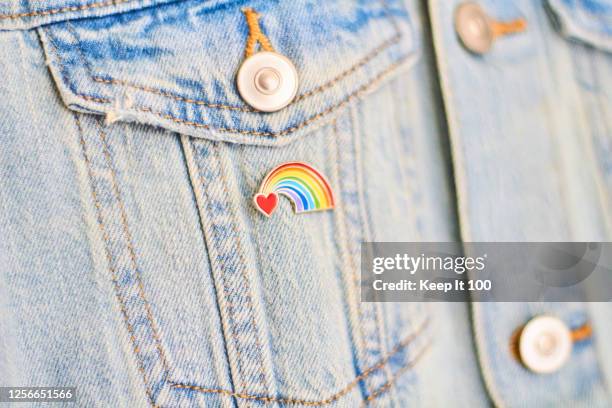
[253,162,335,216]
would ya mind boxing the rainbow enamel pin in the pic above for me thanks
[253,162,335,217]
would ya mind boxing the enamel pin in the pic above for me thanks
[253,162,335,217]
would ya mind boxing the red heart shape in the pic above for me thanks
[254,193,278,217]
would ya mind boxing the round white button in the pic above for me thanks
[254,68,281,95]
[237,51,298,112]
[454,2,494,54]
[519,315,572,374]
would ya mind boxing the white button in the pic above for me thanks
[254,68,282,95]
[454,2,494,54]
[237,51,298,112]
[519,315,572,374]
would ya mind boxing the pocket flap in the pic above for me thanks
[0,0,180,30]
[38,0,417,146]
[546,0,612,53]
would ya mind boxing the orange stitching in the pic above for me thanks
[119,54,411,137]
[74,113,157,407]
[170,318,430,405]
[211,142,270,389]
[44,26,111,104]
[180,139,271,390]
[330,118,375,395]
[361,343,431,406]
[511,321,594,362]
[571,322,593,342]
[62,23,253,112]
[490,18,527,38]
[61,20,252,112]
[97,121,171,373]
[50,8,416,406]
[48,1,404,129]
[0,0,136,20]
[92,76,256,112]
[346,98,396,386]
[88,28,400,111]
[177,136,254,392]
[242,8,275,58]
[74,94,112,104]
[293,33,401,103]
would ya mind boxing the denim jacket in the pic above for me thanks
[0,0,610,406]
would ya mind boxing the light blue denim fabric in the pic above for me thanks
[0,0,610,407]
[430,0,612,406]
[547,0,612,52]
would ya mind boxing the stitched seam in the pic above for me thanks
[89,32,401,111]
[368,0,401,395]
[361,343,432,406]
[97,120,171,373]
[350,92,395,391]
[349,94,393,392]
[169,317,430,405]
[212,141,270,390]
[64,0,401,112]
[242,8,275,58]
[74,113,157,407]
[74,54,411,137]
[50,10,415,406]
[352,97,395,393]
[571,322,593,342]
[46,2,406,135]
[43,28,112,104]
[50,7,415,405]
[0,0,137,19]
[293,33,401,103]
[187,141,249,390]
[48,47,162,392]
[331,118,369,397]
[234,184,278,393]
[92,76,255,112]
[178,136,242,394]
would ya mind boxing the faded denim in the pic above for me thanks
[0,0,611,407]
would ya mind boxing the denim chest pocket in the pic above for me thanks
[34,0,433,406]
[39,0,413,146]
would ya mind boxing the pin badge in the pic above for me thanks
[253,162,335,217]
